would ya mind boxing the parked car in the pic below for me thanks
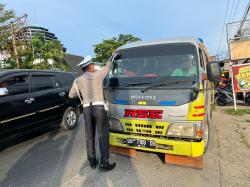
[0,69,81,145]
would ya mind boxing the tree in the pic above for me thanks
[0,4,68,71]
[0,3,15,58]
[2,33,69,71]
[93,34,141,64]
[24,34,69,71]
[0,3,15,25]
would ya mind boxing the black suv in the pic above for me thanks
[0,69,81,144]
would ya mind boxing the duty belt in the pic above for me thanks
[83,101,105,108]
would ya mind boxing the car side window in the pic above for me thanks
[31,75,55,92]
[0,75,29,95]
[55,73,75,88]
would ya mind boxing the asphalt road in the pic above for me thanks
[0,106,249,187]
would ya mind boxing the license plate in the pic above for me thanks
[127,138,156,149]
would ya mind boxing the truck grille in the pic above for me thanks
[121,119,169,136]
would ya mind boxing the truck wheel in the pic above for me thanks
[60,107,79,130]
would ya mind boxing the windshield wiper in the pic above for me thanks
[141,80,195,93]
[120,82,151,87]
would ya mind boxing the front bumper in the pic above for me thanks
[109,132,204,157]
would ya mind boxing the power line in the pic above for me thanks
[217,0,241,58]
[231,0,240,22]
[220,0,239,58]
[216,0,230,57]
[227,0,239,41]
[236,0,250,36]
[217,0,250,60]
[228,0,236,22]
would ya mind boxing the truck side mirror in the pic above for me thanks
[0,87,9,96]
[206,61,221,83]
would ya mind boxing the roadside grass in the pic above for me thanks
[224,109,250,116]
[211,103,216,112]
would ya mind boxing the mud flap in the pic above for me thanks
[110,145,137,158]
[165,154,203,169]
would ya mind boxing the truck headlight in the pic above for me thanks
[108,117,123,131]
[167,122,195,138]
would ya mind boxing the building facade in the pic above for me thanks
[16,25,66,52]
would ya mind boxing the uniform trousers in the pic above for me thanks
[82,105,109,165]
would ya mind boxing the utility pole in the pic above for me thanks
[10,22,20,69]
[0,14,28,69]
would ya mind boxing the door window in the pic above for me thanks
[55,73,75,88]
[31,75,55,92]
[0,75,29,95]
[199,48,205,70]
[202,51,208,71]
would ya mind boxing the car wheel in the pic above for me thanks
[60,107,79,130]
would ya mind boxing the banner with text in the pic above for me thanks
[232,63,250,92]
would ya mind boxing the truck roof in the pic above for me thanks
[118,36,200,50]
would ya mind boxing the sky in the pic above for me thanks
[2,0,249,58]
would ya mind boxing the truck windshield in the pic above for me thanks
[109,43,198,87]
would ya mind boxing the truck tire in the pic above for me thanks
[60,107,79,130]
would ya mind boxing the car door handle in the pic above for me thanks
[25,98,35,104]
[59,92,66,97]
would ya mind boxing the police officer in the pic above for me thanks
[69,52,118,171]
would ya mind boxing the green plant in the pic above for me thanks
[224,109,250,116]
[93,34,141,64]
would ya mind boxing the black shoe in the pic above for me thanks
[99,162,116,172]
[90,160,99,169]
